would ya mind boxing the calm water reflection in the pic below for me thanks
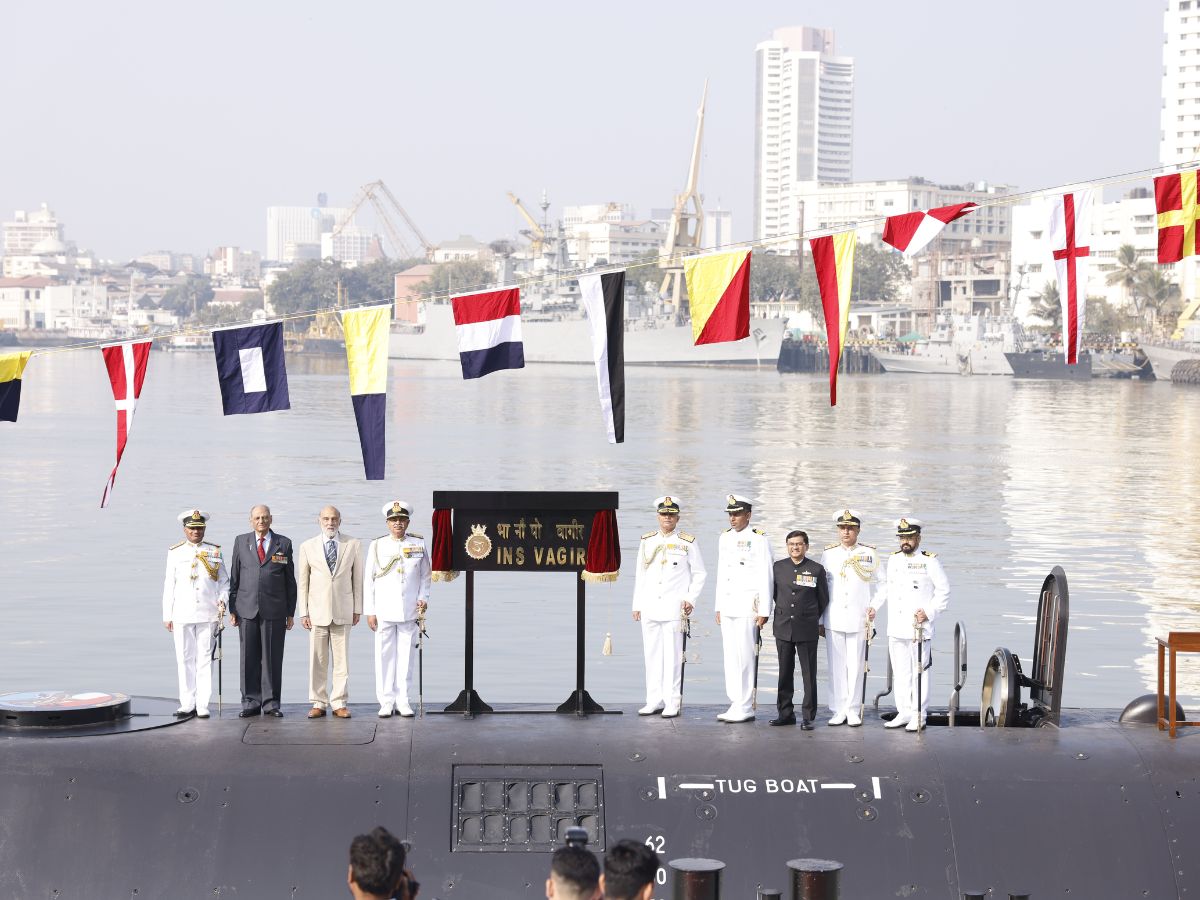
[2,350,1198,708]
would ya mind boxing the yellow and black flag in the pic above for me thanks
[0,351,32,423]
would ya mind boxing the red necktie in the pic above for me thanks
[257,537,266,563]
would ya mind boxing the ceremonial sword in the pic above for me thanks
[678,605,692,710]
[417,605,428,718]
[751,623,762,711]
[212,602,226,718]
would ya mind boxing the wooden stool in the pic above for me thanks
[1157,632,1200,737]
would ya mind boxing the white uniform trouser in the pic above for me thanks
[173,622,215,713]
[720,615,758,717]
[889,637,932,723]
[641,618,684,709]
[826,628,866,717]
[375,620,418,710]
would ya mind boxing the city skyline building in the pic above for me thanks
[754,26,854,243]
[1160,0,1200,306]
[265,204,350,262]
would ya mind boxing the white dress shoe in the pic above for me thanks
[828,713,847,726]
[847,711,863,727]
[905,718,924,732]
[723,713,755,723]
[638,703,664,716]
[196,709,210,719]
[378,707,393,718]
[397,704,415,718]
[661,706,680,718]
[884,715,909,729]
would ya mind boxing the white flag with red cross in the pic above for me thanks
[1048,189,1093,365]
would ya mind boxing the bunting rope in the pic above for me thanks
[21,158,1197,359]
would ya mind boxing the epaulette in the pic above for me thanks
[170,540,186,550]
[204,542,220,549]
[922,550,937,558]
[752,528,767,536]
[859,543,876,549]
[642,530,657,540]
[678,531,696,542]
[376,534,389,541]
[825,543,838,550]
[892,549,904,554]
[723,526,733,533]
[408,532,423,539]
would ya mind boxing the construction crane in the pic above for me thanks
[507,192,546,258]
[332,181,435,261]
[659,81,708,310]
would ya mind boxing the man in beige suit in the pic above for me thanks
[297,505,363,719]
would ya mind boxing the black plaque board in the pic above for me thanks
[434,491,619,573]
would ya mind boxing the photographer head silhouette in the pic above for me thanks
[601,839,659,900]
[348,827,419,900]
[546,827,600,900]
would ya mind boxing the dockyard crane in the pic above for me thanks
[332,180,436,261]
[659,81,708,311]
[507,192,547,258]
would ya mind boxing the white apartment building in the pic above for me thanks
[1161,0,1200,305]
[704,208,734,250]
[754,26,854,243]
[0,278,110,330]
[2,205,63,258]
[205,247,262,285]
[1161,0,1200,167]
[321,225,377,263]
[265,205,350,262]
[432,235,493,264]
[562,204,667,268]
[1009,191,1165,320]
[790,177,1013,255]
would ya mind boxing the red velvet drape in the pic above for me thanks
[581,508,620,582]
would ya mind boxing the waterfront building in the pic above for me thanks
[562,204,666,268]
[754,26,854,243]
[320,225,375,263]
[432,235,494,264]
[1009,189,1165,321]
[1161,0,1200,304]
[2,205,63,259]
[205,246,261,285]
[265,205,350,262]
[704,208,734,250]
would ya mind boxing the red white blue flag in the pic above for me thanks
[451,288,525,379]
[100,340,152,507]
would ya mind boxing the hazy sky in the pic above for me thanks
[0,1,1163,261]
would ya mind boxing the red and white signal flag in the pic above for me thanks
[100,340,152,507]
[882,202,977,256]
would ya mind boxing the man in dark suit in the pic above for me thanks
[770,530,829,730]
[228,504,297,717]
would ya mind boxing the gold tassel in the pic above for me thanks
[431,570,459,583]
[580,570,619,584]
[602,632,613,656]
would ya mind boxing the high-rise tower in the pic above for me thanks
[754,26,854,243]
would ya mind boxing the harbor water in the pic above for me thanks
[2,350,1198,710]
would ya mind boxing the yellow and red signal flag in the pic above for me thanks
[1155,169,1200,263]
[683,249,751,345]
[810,232,856,406]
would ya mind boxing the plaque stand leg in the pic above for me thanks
[556,579,606,716]
[444,571,493,716]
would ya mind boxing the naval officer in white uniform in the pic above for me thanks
[162,509,229,718]
[714,494,774,723]
[879,517,949,731]
[820,509,885,726]
[364,501,431,718]
[632,496,706,718]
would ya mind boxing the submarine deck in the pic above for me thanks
[2,700,1197,899]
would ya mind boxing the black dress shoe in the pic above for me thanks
[799,720,814,731]
[238,709,261,718]
[769,716,797,727]
[266,709,284,717]
[173,709,195,718]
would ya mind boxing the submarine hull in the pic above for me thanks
[1,701,1197,899]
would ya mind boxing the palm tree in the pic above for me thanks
[1105,244,1151,316]
[1028,281,1062,329]
[1134,268,1182,335]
